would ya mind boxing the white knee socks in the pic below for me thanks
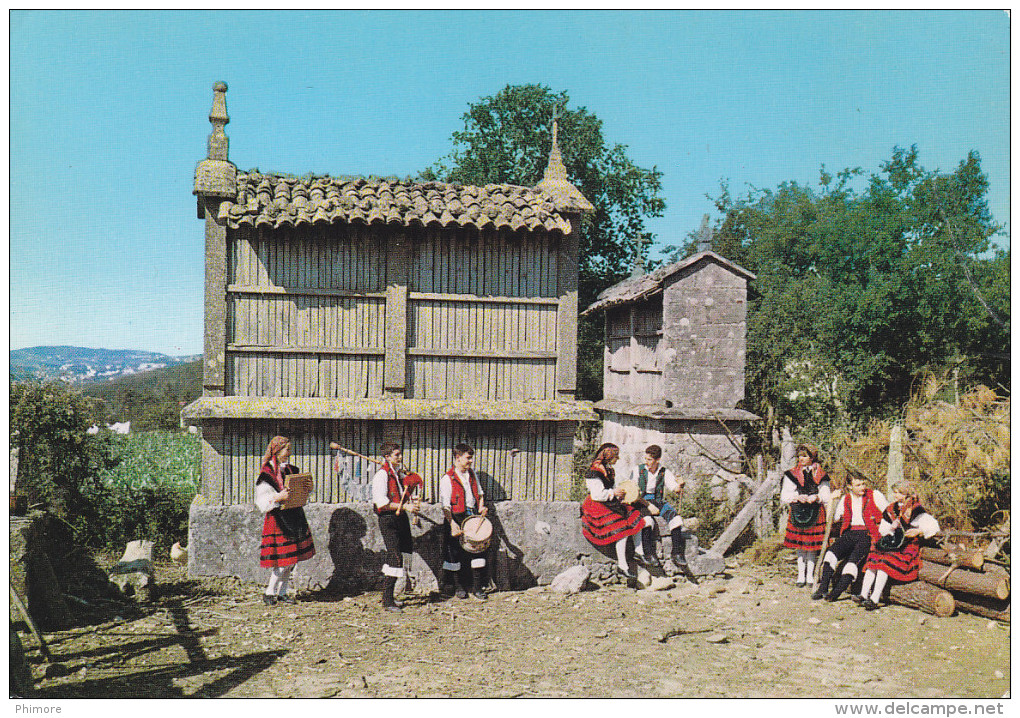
[266,566,293,596]
[615,538,629,570]
[859,569,876,599]
[870,571,889,602]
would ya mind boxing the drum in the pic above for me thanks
[459,515,493,554]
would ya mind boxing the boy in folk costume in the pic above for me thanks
[855,481,940,610]
[439,443,489,601]
[781,444,831,588]
[627,444,697,582]
[371,442,420,612]
[580,442,655,580]
[255,436,316,606]
[812,472,888,602]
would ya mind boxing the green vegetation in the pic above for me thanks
[11,378,199,553]
[666,147,1010,451]
[80,360,202,431]
[423,84,666,399]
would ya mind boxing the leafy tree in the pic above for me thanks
[675,147,1009,446]
[9,379,112,524]
[423,84,666,398]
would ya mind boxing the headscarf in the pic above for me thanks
[589,443,620,479]
[261,435,291,486]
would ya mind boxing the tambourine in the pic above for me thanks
[617,480,640,504]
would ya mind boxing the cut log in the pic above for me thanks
[951,591,1010,623]
[920,546,984,571]
[887,581,955,617]
[709,470,780,556]
[919,560,1009,600]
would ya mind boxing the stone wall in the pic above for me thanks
[600,412,745,488]
[188,498,716,591]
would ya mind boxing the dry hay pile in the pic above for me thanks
[829,378,1009,534]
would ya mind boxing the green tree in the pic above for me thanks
[9,380,112,524]
[423,84,666,398]
[679,147,1009,445]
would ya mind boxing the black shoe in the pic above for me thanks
[455,587,468,599]
[633,553,651,568]
[644,553,662,569]
[675,560,699,584]
[472,590,488,601]
[863,598,880,611]
[262,594,278,607]
[616,565,636,580]
[810,587,827,600]
[384,604,403,613]
[796,580,806,588]
[850,594,865,605]
[277,594,297,605]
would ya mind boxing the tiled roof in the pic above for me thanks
[581,250,756,316]
[215,172,576,234]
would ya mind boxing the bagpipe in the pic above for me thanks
[329,442,426,521]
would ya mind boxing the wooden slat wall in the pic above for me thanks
[225,225,386,398]
[219,419,562,504]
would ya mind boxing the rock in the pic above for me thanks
[109,540,155,601]
[534,521,552,536]
[705,633,729,644]
[648,576,674,591]
[995,670,1004,679]
[550,566,590,595]
[807,617,822,625]
[919,617,927,625]
[690,550,725,577]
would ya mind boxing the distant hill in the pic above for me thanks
[10,346,201,384]
[78,359,203,431]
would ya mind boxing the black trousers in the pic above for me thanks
[826,528,872,569]
[378,511,413,569]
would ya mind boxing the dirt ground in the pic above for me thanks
[22,557,1010,699]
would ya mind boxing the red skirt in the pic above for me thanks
[260,511,316,568]
[783,504,827,551]
[581,497,644,546]
[865,540,921,582]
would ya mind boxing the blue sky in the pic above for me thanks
[9,10,1010,356]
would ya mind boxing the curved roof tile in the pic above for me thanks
[218,172,575,234]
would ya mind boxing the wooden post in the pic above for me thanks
[384,229,409,398]
[710,469,780,556]
[555,218,579,399]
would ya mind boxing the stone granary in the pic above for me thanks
[581,238,758,486]
[183,83,605,588]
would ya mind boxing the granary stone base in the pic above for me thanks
[187,498,718,592]
[600,411,746,488]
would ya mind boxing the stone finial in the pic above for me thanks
[696,213,713,253]
[207,81,230,161]
[194,81,237,203]
[536,116,593,214]
[630,234,648,278]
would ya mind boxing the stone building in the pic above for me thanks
[183,83,603,588]
[581,234,758,484]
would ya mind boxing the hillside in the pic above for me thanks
[10,346,201,383]
[78,360,203,431]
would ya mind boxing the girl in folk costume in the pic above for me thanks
[781,444,831,588]
[255,436,315,606]
[439,443,489,601]
[855,481,940,610]
[371,443,421,612]
[812,472,888,602]
[580,443,654,579]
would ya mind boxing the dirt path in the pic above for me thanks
[24,560,1010,699]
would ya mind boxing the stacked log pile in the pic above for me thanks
[886,538,1010,621]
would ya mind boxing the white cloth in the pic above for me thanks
[439,470,483,510]
[586,478,616,502]
[780,470,831,505]
[879,511,940,538]
[372,463,399,510]
[832,490,888,523]
[628,464,682,494]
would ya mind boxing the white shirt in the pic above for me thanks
[439,469,482,510]
[628,464,682,495]
[780,468,832,505]
[833,490,889,524]
[372,463,400,510]
[586,477,617,502]
[879,509,940,539]
[254,462,290,513]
